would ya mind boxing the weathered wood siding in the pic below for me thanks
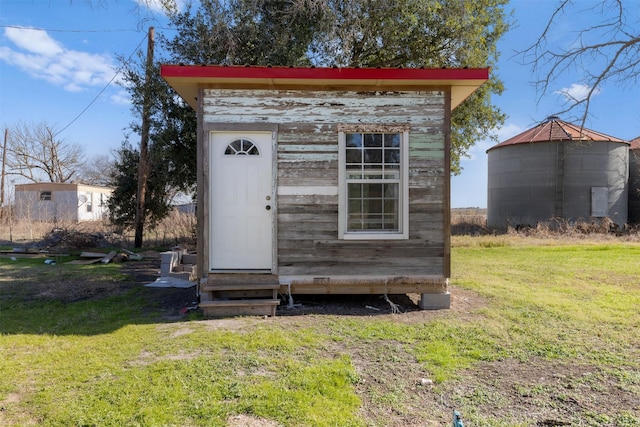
[203,89,446,277]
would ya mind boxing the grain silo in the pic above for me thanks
[487,116,629,228]
[629,137,640,224]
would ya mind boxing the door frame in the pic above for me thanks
[201,123,279,274]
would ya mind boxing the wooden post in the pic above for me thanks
[0,128,7,217]
[134,26,155,248]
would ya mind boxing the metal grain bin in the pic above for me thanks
[487,117,629,228]
[630,137,640,224]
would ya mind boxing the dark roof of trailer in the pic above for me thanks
[160,64,489,110]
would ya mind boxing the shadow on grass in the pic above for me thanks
[0,286,199,336]
[0,256,198,336]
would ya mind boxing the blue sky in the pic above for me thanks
[1,0,638,207]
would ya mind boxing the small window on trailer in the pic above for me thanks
[86,193,93,212]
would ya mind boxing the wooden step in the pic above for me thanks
[207,274,279,285]
[199,299,280,317]
[202,283,280,299]
[201,283,280,292]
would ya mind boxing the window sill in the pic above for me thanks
[341,232,408,240]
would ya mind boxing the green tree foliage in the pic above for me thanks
[111,56,197,232]
[308,0,508,173]
[115,0,509,229]
[107,141,172,230]
[162,0,326,66]
[162,0,509,173]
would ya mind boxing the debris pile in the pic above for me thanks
[43,227,120,249]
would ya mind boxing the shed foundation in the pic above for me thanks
[419,292,451,310]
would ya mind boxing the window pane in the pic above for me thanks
[384,183,398,197]
[348,199,362,214]
[346,148,362,163]
[384,199,398,213]
[364,183,383,198]
[384,133,400,147]
[384,148,400,164]
[364,148,382,164]
[365,199,382,214]
[225,139,259,155]
[348,217,363,230]
[348,183,361,198]
[364,134,382,147]
[346,133,362,148]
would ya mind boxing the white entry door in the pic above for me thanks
[210,132,273,270]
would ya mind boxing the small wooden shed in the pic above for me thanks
[161,65,488,316]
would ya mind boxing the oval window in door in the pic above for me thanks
[224,139,260,156]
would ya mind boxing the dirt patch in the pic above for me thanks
[438,358,640,425]
[226,414,281,427]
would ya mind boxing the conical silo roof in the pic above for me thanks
[631,136,640,150]
[487,116,628,153]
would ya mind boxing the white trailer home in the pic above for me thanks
[14,182,112,223]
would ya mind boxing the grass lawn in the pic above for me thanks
[1,239,639,426]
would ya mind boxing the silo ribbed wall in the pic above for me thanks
[487,143,556,227]
[630,148,640,224]
[487,141,629,228]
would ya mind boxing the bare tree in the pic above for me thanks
[521,0,640,128]
[77,153,115,186]
[5,121,86,183]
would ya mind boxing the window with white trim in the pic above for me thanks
[86,193,93,213]
[339,129,409,239]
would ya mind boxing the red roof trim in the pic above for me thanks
[160,64,489,81]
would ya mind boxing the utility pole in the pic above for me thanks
[134,26,154,248]
[1,128,7,216]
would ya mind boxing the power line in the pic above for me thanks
[0,24,141,33]
[0,24,177,33]
[54,32,149,137]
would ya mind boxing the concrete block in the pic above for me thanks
[160,251,179,276]
[168,271,193,281]
[419,292,451,310]
[171,248,185,264]
[182,254,197,264]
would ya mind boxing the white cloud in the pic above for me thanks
[4,26,63,55]
[0,27,116,93]
[135,0,185,14]
[497,122,524,141]
[110,90,131,106]
[554,83,601,102]
[465,122,525,160]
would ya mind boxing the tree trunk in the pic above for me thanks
[134,27,155,248]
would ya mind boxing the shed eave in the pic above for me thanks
[161,64,488,110]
